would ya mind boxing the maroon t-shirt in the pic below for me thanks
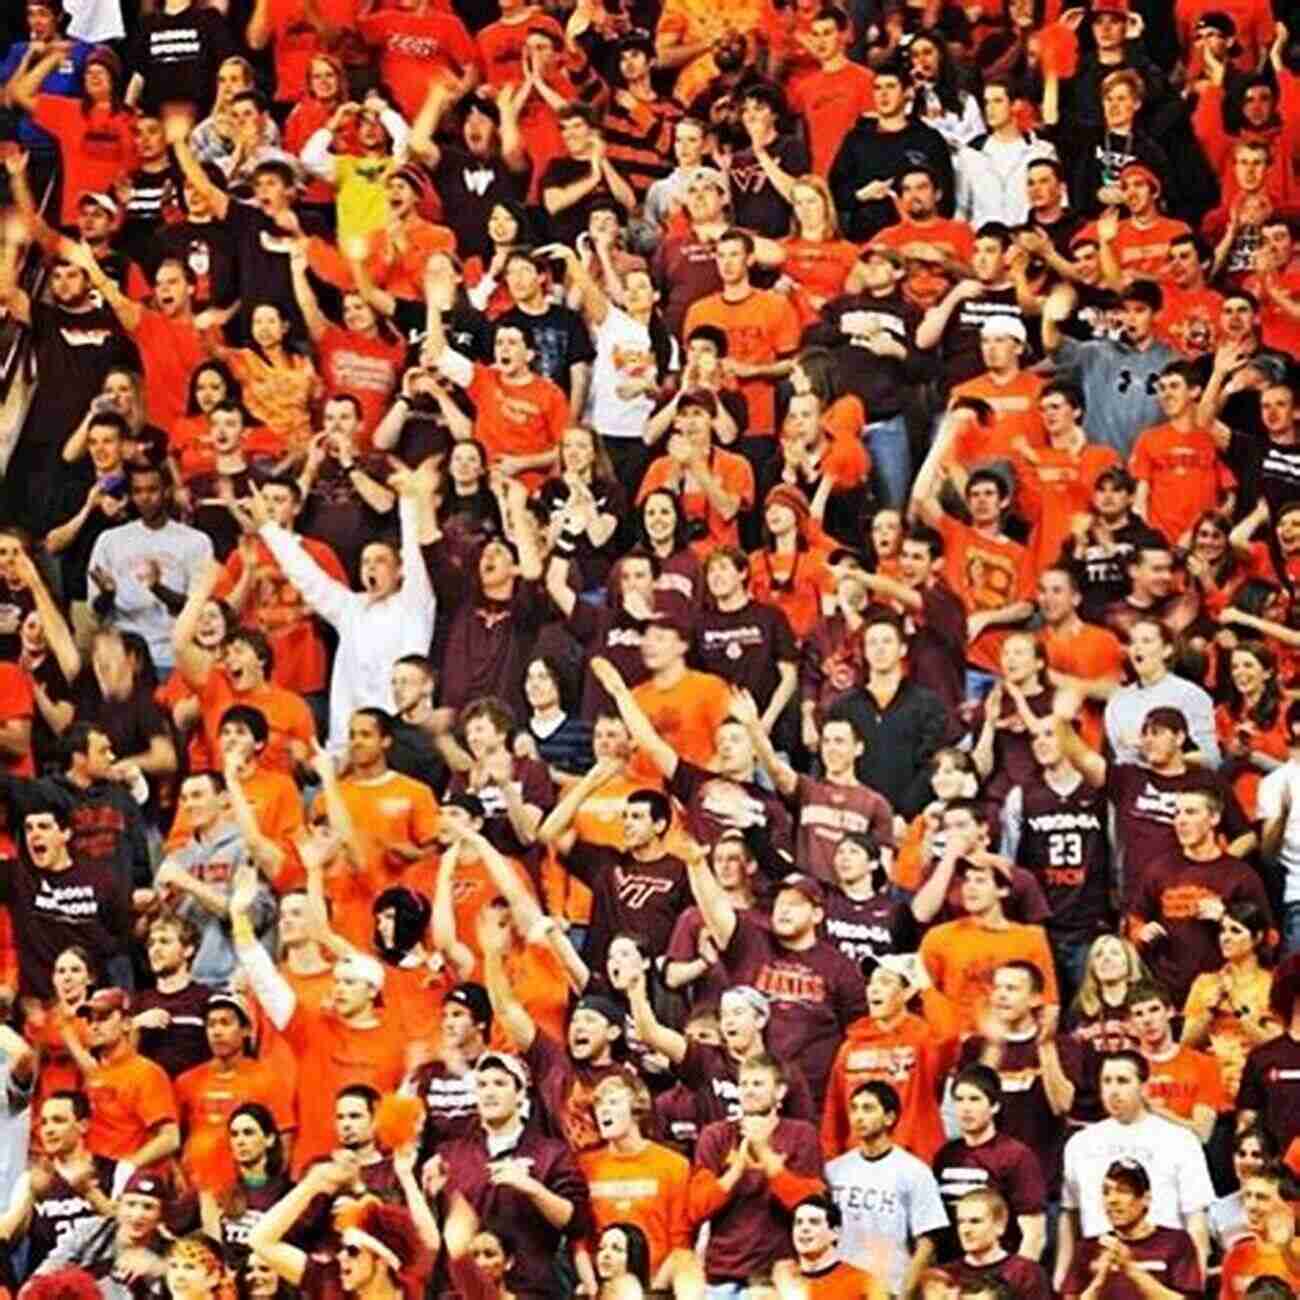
[920,859,1051,927]
[971,685,1054,802]
[1237,1032,1300,1149]
[679,1039,818,1128]
[794,774,895,883]
[959,1253,1053,1300]
[654,233,723,338]
[411,1056,483,1156]
[1064,1002,1141,1057]
[1061,1227,1203,1299]
[439,1123,591,1299]
[694,1117,823,1281]
[567,600,650,721]
[800,611,867,722]
[933,1133,1047,1259]
[448,754,555,876]
[522,1031,627,1154]
[956,1032,1096,1197]
[669,760,796,861]
[720,913,868,1107]
[665,904,768,1010]
[132,981,212,1078]
[562,840,691,972]
[904,581,966,722]
[1108,763,1250,905]
[1131,852,1273,1004]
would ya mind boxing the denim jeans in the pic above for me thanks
[866,412,912,508]
[706,1285,747,1300]
[1284,900,1300,956]
[1051,932,1095,1009]
[965,668,998,703]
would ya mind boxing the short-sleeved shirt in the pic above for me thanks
[85,1048,178,1161]
[1237,1032,1300,1149]
[682,290,801,436]
[637,449,756,552]
[935,516,1033,671]
[933,1132,1046,1255]
[1061,1226,1202,1300]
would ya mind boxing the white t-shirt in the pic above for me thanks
[1257,762,1300,900]
[1062,1112,1214,1238]
[586,306,672,441]
[63,0,126,42]
[826,1145,950,1294]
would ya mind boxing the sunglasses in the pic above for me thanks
[339,1244,367,1260]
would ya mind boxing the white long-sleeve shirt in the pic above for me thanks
[258,495,435,751]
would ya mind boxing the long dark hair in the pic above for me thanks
[637,488,693,556]
[1223,639,1282,729]
[908,28,970,116]
[185,359,246,417]
[1191,510,1240,586]
[598,1223,652,1289]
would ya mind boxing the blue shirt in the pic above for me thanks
[0,40,92,151]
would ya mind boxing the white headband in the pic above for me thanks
[342,1227,401,1272]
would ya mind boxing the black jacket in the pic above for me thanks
[825,678,949,816]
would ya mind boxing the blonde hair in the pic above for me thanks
[592,1070,653,1121]
[1073,934,1151,1019]
[791,175,842,241]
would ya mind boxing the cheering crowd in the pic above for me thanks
[4,0,1300,1295]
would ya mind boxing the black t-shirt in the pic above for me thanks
[25,303,135,451]
[153,220,239,310]
[1228,428,1300,519]
[133,981,213,1077]
[537,154,626,247]
[71,673,171,790]
[27,1155,120,1271]
[226,201,323,339]
[811,292,922,420]
[128,7,238,112]
[300,454,396,580]
[189,467,266,561]
[495,301,595,396]
[51,476,129,601]
[431,145,530,261]
[939,285,1033,386]
[1061,519,1167,622]
[728,135,810,237]
[119,158,187,266]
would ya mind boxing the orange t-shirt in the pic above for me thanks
[918,917,1060,1034]
[0,664,34,778]
[637,450,756,553]
[175,1055,296,1170]
[779,238,863,328]
[283,1002,409,1173]
[682,289,801,436]
[950,372,1048,465]
[1111,217,1193,278]
[871,218,976,309]
[1155,284,1224,358]
[328,771,440,878]
[1042,622,1126,748]
[790,62,876,175]
[1141,1043,1228,1118]
[267,0,362,102]
[195,670,316,778]
[134,310,206,435]
[1129,422,1235,545]
[936,516,1033,672]
[85,1049,178,1163]
[749,546,835,640]
[215,537,347,697]
[465,363,567,487]
[628,669,732,783]
[1014,441,1122,575]
[1215,702,1292,820]
[1221,1236,1300,1298]
[30,97,137,226]
[578,1141,692,1273]
[357,9,479,120]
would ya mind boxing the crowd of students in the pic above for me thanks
[2,0,1300,1296]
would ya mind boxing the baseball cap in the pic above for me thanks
[1118,162,1162,195]
[1091,0,1129,16]
[207,987,251,1026]
[573,994,623,1027]
[122,1170,168,1200]
[777,872,825,907]
[980,314,1028,343]
[446,983,491,1026]
[862,952,928,988]
[647,590,694,640]
[77,987,130,1018]
[720,985,771,1020]
[335,952,386,992]
[78,191,119,219]
[684,165,728,193]
[477,1052,531,1091]
[1196,10,1237,36]
[1105,1158,1151,1194]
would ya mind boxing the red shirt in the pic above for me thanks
[316,324,405,446]
[30,97,136,226]
[134,309,205,434]
[357,9,479,120]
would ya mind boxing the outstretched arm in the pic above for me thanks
[478,904,537,1051]
[231,865,298,1030]
[172,559,223,687]
[684,839,738,949]
[588,657,679,779]
[430,843,476,980]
